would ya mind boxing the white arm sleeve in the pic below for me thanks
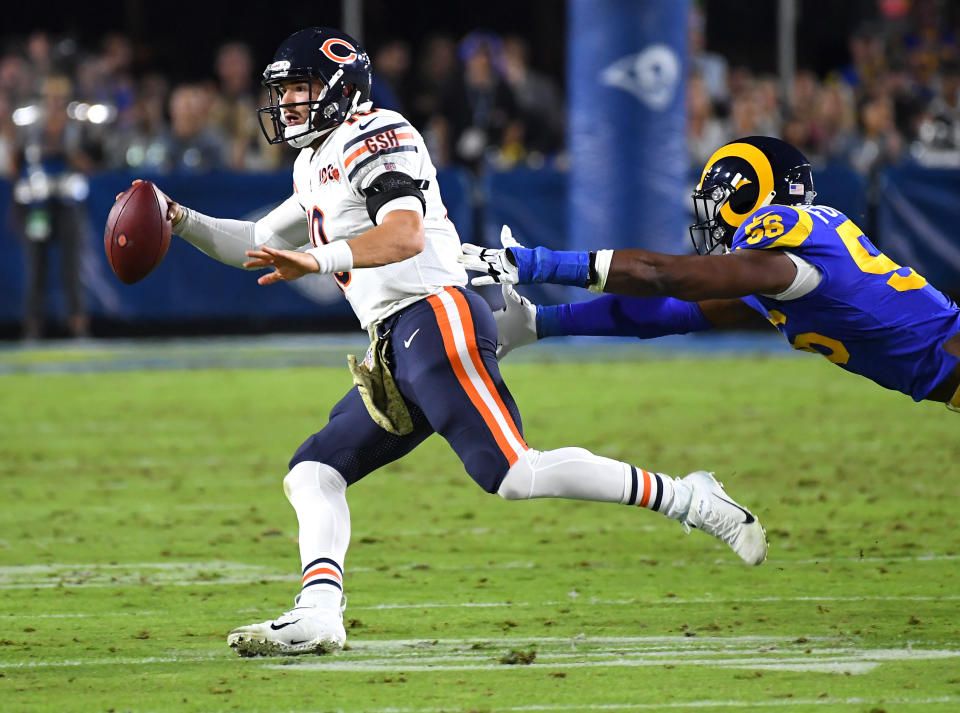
[760,251,822,301]
[175,194,307,268]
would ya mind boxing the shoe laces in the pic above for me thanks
[692,489,741,545]
[270,607,309,626]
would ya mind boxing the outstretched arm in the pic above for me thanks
[132,180,308,268]
[537,293,715,338]
[494,286,763,359]
[460,226,798,301]
[174,195,308,267]
[536,294,768,335]
[602,249,797,301]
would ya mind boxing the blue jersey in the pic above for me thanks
[730,204,960,401]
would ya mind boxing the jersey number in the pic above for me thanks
[767,208,929,366]
[766,310,850,365]
[310,206,351,289]
[835,220,926,292]
[744,213,784,243]
[800,205,927,292]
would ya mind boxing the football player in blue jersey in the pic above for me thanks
[459,136,960,411]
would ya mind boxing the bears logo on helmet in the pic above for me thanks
[689,136,816,254]
[257,27,372,148]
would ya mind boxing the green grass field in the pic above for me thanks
[1,344,959,713]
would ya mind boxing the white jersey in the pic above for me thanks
[289,107,467,328]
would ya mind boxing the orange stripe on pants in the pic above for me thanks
[445,287,528,450]
[426,291,523,466]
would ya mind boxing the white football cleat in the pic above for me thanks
[227,605,346,657]
[680,470,767,566]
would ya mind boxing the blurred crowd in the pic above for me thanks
[0,28,565,338]
[688,2,960,175]
[0,29,564,182]
[1,3,959,339]
[2,6,958,182]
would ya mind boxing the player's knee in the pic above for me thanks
[283,460,347,502]
[458,449,513,495]
[496,451,535,500]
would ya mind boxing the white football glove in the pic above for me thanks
[494,284,538,360]
[459,225,522,286]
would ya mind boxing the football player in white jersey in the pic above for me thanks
[146,27,767,657]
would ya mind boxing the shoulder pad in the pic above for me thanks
[731,205,813,251]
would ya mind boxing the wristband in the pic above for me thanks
[588,250,614,293]
[306,240,354,274]
[510,246,591,286]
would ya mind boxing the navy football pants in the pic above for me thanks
[289,287,528,493]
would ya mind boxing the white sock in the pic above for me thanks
[497,448,691,519]
[626,467,691,520]
[283,461,351,610]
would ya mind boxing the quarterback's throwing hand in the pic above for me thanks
[458,224,523,286]
[244,246,319,285]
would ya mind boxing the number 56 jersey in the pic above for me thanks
[291,106,467,329]
[732,203,960,401]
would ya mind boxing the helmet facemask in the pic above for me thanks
[258,69,363,148]
[689,177,742,255]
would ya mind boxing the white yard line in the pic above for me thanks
[0,610,159,619]
[348,594,960,611]
[1,554,957,592]
[345,634,827,647]
[0,653,225,669]
[367,698,960,712]
[4,634,958,679]
[790,554,960,564]
[2,558,959,613]
[269,658,878,673]
[268,641,960,675]
[0,562,269,574]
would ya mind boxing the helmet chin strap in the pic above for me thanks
[283,78,368,149]
[347,96,370,119]
[281,70,342,148]
[284,123,333,148]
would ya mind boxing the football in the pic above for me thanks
[104,180,172,284]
